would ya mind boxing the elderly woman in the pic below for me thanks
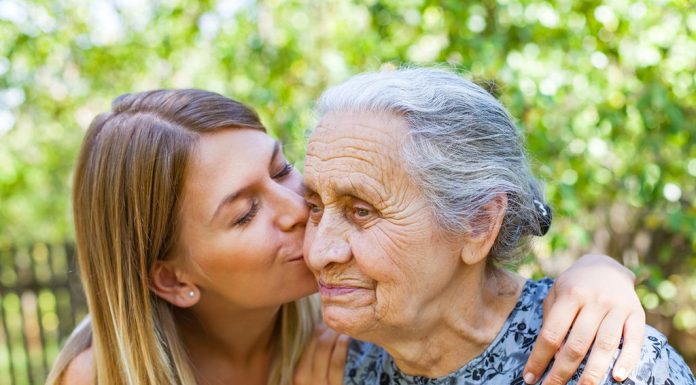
[303,69,695,385]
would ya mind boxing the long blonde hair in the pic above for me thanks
[46,90,319,385]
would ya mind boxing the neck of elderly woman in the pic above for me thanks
[368,266,524,378]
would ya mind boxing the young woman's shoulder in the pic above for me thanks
[61,347,95,385]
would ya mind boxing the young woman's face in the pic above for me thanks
[176,129,317,309]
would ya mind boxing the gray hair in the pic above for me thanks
[315,68,550,266]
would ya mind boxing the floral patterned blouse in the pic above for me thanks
[344,278,695,385]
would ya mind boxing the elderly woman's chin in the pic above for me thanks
[320,299,378,336]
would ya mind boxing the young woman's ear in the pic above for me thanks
[150,261,200,308]
[460,194,508,265]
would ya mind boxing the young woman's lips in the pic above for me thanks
[285,254,304,263]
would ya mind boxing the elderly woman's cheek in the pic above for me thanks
[355,226,409,274]
[302,222,319,273]
[353,227,415,305]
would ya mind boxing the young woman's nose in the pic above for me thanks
[273,183,309,232]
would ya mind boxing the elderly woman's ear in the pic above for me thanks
[459,194,508,265]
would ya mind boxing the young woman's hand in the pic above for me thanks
[523,254,645,385]
[294,322,350,385]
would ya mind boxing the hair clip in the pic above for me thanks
[533,198,552,236]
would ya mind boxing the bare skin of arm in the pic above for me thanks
[524,254,645,385]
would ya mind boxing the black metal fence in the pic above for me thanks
[0,243,87,385]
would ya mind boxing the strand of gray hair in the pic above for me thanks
[316,67,547,266]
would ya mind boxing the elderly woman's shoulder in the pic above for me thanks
[60,347,95,385]
[587,326,695,385]
[346,338,389,381]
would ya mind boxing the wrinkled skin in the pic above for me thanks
[303,111,522,376]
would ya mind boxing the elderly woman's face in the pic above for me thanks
[303,111,467,336]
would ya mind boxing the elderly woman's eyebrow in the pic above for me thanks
[333,175,386,206]
[302,176,318,195]
[303,186,318,199]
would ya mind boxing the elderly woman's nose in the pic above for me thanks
[307,226,352,269]
[273,185,309,231]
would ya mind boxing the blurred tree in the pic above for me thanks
[0,0,694,376]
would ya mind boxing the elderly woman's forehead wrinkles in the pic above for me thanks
[308,138,398,161]
[303,153,322,192]
[315,172,383,204]
[315,116,404,141]
[317,160,405,209]
[309,116,405,157]
[337,172,388,207]
[307,149,404,187]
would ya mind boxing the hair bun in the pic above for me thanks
[533,199,552,236]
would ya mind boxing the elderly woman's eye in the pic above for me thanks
[351,204,378,225]
[305,200,324,223]
[355,208,370,217]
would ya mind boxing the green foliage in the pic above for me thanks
[1,0,695,376]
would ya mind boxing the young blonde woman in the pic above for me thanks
[47,89,645,385]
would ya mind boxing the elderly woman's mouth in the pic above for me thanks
[318,281,368,298]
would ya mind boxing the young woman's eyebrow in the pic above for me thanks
[210,189,244,224]
[268,141,281,169]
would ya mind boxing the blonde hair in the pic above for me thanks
[46,89,319,385]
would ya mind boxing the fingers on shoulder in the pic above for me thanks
[329,334,350,385]
[61,348,95,385]
[294,324,350,385]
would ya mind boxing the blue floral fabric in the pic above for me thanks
[344,278,695,385]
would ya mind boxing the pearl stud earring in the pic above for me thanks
[188,290,195,298]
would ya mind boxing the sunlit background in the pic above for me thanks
[0,0,694,383]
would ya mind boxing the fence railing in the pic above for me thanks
[0,243,87,385]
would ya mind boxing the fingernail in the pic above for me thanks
[613,367,627,381]
[524,372,536,384]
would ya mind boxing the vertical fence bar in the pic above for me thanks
[16,246,34,385]
[67,244,78,329]
[65,244,86,327]
[0,245,16,385]
[0,291,15,385]
[42,244,64,375]
[5,291,26,385]
[31,243,50,379]
[51,245,72,344]
[21,291,40,385]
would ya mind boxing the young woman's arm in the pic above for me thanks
[524,254,645,385]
